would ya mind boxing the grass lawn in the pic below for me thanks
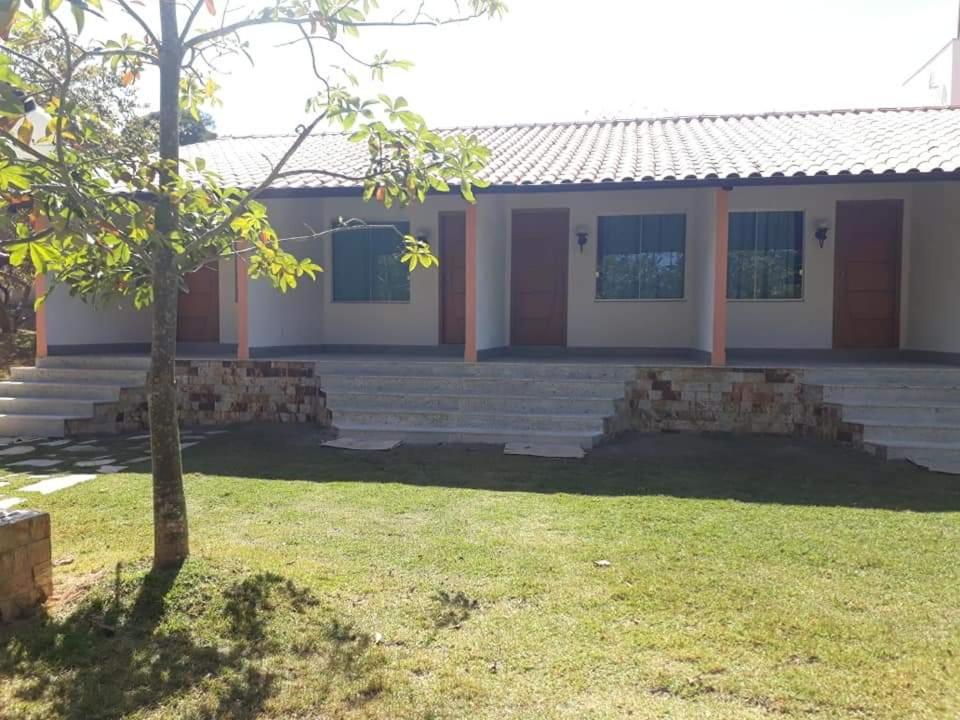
[1,427,958,719]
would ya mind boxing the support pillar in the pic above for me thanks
[236,254,249,360]
[712,188,730,366]
[33,275,47,361]
[464,203,478,363]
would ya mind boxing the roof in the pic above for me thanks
[180,106,960,194]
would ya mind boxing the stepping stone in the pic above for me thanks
[41,439,72,447]
[9,459,62,468]
[75,458,115,467]
[20,474,97,495]
[0,482,7,488]
[76,439,101,445]
[180,442,199,449]
[127,434,151,441]
[97,465,127,474]
[14,437,44,444]
[322,438,401,451]
[64,445,106,454]
[0,437,16,446]
[0,497,24,509]
[127,456,151,464]
[0,445,35,457]
[504,443,586,459]
[205,430,229,435]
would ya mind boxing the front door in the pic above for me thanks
[833,200,902,349]
[439,212,466,345]
[177,264,220,343]
[510,209,569,346]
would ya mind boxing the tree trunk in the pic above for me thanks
[150,0,188,569]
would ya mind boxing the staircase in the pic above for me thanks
[320,359,634,448]
[0,356,149,437]
[804,367,960,474]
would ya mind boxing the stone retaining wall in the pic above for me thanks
[624,367,805,435]
[66,360,329,435]
[0,510,53,622]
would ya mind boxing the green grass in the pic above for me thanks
[2,427,959,719]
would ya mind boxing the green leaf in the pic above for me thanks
[71,1,84,33]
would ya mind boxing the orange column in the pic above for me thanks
[712,188,730,366]
[464,203,478,363]
[33,274,47,360]
[236,253,250,360]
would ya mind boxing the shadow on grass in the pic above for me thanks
[178,425,960,513]
[0,562,384,719]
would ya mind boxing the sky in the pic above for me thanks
[100,0,960,136]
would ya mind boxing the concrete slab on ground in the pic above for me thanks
[504,443,586,459]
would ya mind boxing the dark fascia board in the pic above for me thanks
[254,170,960,200]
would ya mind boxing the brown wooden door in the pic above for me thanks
[439,212,466,345]
[511,209,569,346]
[177,264,220,343]
[833,200,902,349]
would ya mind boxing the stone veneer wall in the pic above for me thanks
[623,367,806,435]
[66,360,329,435]
[0,510,53,622]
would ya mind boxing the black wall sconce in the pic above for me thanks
[814,220,829,249]
[575,226,590,254]
[415,228,430,245]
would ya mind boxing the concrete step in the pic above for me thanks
[333,423,603,449]
[0,381,126,401]
[324,391,617,416]
[840,403,960,425]
[313,360,636,381]
[858,421,960,445]
[870,441,960,474]
[804,368,960,387]
[9,367,148,386]
[0,397,97,416]
[39,355,151,371]
[322,374,626,398]
[0,414,77,437]
[820,385,960,405]
[332,408,608,433]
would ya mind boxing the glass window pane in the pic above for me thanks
[334,222,410,302]
[756,211,803,299]
[333,228,371,301]
[728,212,757,299]
[727,211,803,299]
[640,214,685,298]
[597,216,641,299]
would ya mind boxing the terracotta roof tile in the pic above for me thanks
[180,107,960,192]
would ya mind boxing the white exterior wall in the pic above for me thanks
[315,195,466,346]
[46,289,150,346]
[475,195,509,350]
[46,181,960,356]
[725,183,914,349]
[494,189,705,349]
[902,39,960,107]
[907,182,960,355]
[247,198,325,349]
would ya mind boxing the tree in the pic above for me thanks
[137,109,217,146]
[0,0,504,568]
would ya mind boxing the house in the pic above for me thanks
[11,106,960,469]
[40,106,960,365]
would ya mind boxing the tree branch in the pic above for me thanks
[185,10,487,50]
[179,0,207,44]
[111,0,161,49]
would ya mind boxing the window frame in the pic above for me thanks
[593,212,688,302]
[331,220,412,304]
[726,209,805,302]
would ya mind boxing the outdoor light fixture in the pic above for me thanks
[814,220,829,249]
[575,226,589,253]
[415,228,430,245]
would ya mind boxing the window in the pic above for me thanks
[333,221,410,302]
[727,211,804,299]
[596,214,686,299]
